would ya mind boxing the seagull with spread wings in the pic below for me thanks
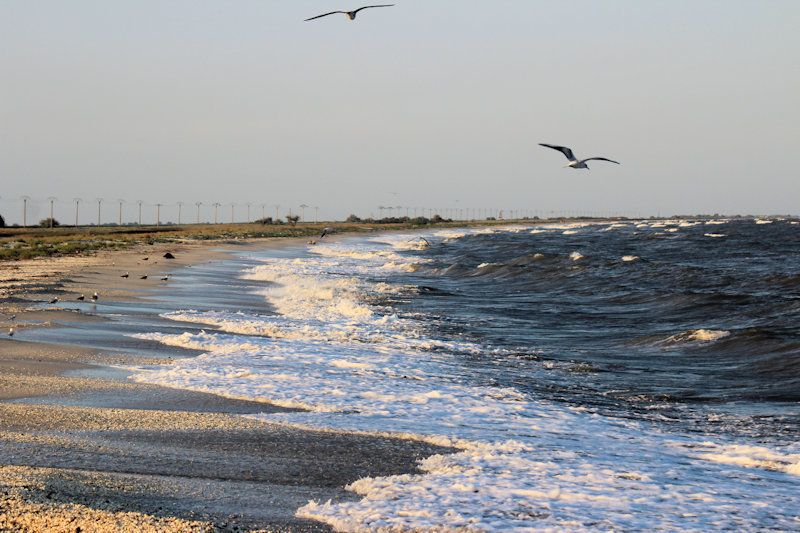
[539,144,620,169]
[305,5,394,22]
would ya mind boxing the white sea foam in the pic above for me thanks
[664,329,731,344]
[569,251,584,261]
[704,233,726,238]
[129,232,800,531]
[602,223,628,231]
[621,255,639,262]
[705,220,729,225]
[755,219,773,225]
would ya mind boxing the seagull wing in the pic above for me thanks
[582,157,620,165]
[353,4,395,14]
[539,143,576,162]
[305,11,346,21]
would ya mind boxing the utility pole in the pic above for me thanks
[137,200,143,225]
[156,203,162,226]
[177,201,184,225]
[116,199,125,225]
[195,202,202,224]
[230,202,235,224]
[47,197,57,228]
[314,206,319,224]
[21,196,30,227]
[213,202,221,224]
[260,203,266,220]
[73,198,81,227]
[95,198,103,226]
[246,202,251,223]
[299,204,308,222]
[274,205,280,221]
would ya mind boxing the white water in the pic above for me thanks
[129,226,800,531]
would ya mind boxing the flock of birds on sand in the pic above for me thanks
[304,5,621,169]
[7,252,177,337]
[6,6,623,338]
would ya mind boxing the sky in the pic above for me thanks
[1,0,799,224]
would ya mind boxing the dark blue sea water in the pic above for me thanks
[392,219,800,440]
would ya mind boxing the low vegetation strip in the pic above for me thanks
[0,218,485,261]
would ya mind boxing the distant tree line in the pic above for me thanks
[345,214,452,225]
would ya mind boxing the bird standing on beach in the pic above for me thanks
[49,297,59,304]
[77,294,85,301]
[8,327,14,337]
[160,275,170,281]
[91,292,99,301]
[305,4,394,21]
[140,275,148,280]
[539,144,620,169]
[121,272,129,278]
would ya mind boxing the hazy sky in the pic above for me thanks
[1,1,799,223]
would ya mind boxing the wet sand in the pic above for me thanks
[0,238,454,531]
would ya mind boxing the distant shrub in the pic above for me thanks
[39,218,60,228]
[286,215,300,226]
[346,214,362,223]
[254,217,274,225]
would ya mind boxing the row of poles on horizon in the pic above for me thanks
[2,197,323,227]
[0,196,645,228]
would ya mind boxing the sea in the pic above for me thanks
[54,219,800,530]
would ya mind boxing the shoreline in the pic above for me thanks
[0,232,455,531]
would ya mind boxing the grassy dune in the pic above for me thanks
[0,221,491,261]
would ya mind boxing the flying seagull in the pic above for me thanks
[320,227,333,239]
[305,4,394,22]
[539,144,620,169]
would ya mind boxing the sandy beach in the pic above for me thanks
[0,237,453,532]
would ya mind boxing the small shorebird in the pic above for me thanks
[160,275,170,281]
[77,294,85,301]
[121,272,129,278]
[305,4,394,21]
[49,297,59,304]
[91,292,99,301]
[539,143,620,169]
[9,315,15,322]
[140,275,148,280]
[8,327,14,337]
